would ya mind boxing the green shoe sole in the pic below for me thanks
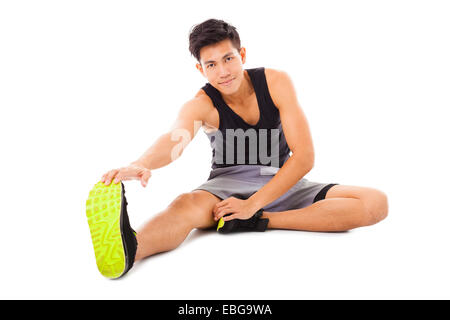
[85,181,126,279]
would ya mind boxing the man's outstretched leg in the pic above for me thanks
[134,190,221,261]
[261,185,389,232]
[86,182,220,279]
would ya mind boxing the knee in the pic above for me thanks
[169,193,196,210]
[168,193,200,221]
[364,189,389,225]
[168,192,215,228]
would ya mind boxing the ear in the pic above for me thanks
[239,47,246,64]
[196,63,205,76]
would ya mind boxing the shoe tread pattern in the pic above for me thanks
[86,182,125,279]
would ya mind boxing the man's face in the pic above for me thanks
[196,39,246,94]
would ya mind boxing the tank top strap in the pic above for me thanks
[201,82,224,110]
[201,82,236,130]
[246,67,280,125]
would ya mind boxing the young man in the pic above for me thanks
[85,19,388,279]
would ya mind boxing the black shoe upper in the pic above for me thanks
[218,209,269,234]
[119,182,138,277]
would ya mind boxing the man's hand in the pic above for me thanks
[213,197,260,222]
[101,163,152,187]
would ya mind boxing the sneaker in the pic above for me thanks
[217,209,269,234]
[86,181,137,279]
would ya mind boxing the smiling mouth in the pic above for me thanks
[220,78,234,85]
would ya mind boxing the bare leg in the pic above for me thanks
[261,185,389,232]
[134,190,220,261]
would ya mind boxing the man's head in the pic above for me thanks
[189,19,247,93]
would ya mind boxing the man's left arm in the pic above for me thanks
[246,70,315,211]
[213,70,315,221]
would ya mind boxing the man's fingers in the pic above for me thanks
[215,201,228,209]
[114,168,151,185]
[104,169,119,185]
[215,198,230,207]
[113,169,136,183]
[113,172,125,183]
[140,170,151,187]
[214,201,229,213]
[215,207,233,220]
[101,166,151,186]
[215,205,230,217]
[222,214,238,222]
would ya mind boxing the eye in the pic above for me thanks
[226,57,233,61]
[207,63,214,68]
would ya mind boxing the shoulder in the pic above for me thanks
[193,89,215,112]
[263,68,296,109]
[263,67,287,80]
[181,90,214,116]
[177,89,218,126]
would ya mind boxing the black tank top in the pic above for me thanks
[201,67,291,169]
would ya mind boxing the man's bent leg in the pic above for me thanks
[261,185,389,232]
[134,190,220,261]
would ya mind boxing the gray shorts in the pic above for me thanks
[191,164,339,212]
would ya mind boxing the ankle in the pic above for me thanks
[134,234,143,262]
[261,211,272,229]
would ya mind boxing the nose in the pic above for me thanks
[218,64,230,78]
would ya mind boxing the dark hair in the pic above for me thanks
[189,19,241,63]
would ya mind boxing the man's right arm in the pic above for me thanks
[101,97,208,186]
[132,97,207,170]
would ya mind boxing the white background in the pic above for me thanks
[1,0,449,299]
